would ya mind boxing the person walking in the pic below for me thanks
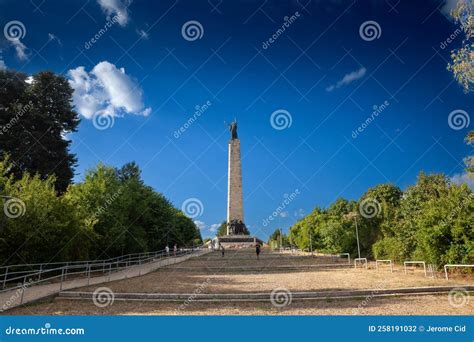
[173,244,177,257]
[256,243,261,260]
[221,245,225,257]
[165,245,170,256]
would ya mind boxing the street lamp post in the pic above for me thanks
[279,228,283,253]
[354,216,361,260]
[345,212,361,260]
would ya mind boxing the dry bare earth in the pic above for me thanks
[6,248,474,315]
[8,294,474,315]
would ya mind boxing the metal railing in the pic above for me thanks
[444,264,474,280]
[404,261,427,277]
[0,247,202,293]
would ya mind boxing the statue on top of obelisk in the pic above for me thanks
[228,119,238,140]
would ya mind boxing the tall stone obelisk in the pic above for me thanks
[226,120,245,235]
[227,139,244,226]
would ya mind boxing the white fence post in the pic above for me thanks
[2,266,9,289]
[20,275,27,304]
[60,267,65,291]
[444,264,474,280]
[87,264,91,285]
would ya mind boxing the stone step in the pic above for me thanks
[157,264,352,272]
[58,285,474,302]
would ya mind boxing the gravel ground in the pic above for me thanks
[71,266,471,295]
[7,294,474,315]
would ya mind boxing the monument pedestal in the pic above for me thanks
[215,235,263,248]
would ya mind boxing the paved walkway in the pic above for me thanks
[0,250,209,312]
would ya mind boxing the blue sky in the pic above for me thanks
[0,0,472,239]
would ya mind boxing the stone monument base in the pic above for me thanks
[215,235,263,248]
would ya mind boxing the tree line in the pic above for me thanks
[270,173,473,268]
[0,69,201,265]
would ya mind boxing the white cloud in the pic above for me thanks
[136,29,149,40]
[194,220,207,230]
[326,67,366,92]
[441,0,460,17]
[68,61,151,119]
[209,223,220,233]
[97,0,131,26]
[451,172,474,190]
[279,211,289,218]
[197,222,222,233]
[294,208,305,218]
[11,40,28,61]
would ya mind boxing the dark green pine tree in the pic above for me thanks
[0,70,79,193]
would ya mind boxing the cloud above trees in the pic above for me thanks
[68,61,151,119]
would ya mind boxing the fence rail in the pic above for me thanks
[0,247,201,293]
[404,261,427,277]
[375,259,393,272]
[354,258,368,269]
[444,264,474,280]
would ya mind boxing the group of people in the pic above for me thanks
[165,244,178,257]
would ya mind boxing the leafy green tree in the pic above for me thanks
[0,70,79,192]
[465,131,473,174]
[66,162,201,258]
[216,221,227,237]
[290,173,472,268]
[268,228,290,248]
[447,0,473,93]
[65,164,124,258]
[0,160,91,263]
